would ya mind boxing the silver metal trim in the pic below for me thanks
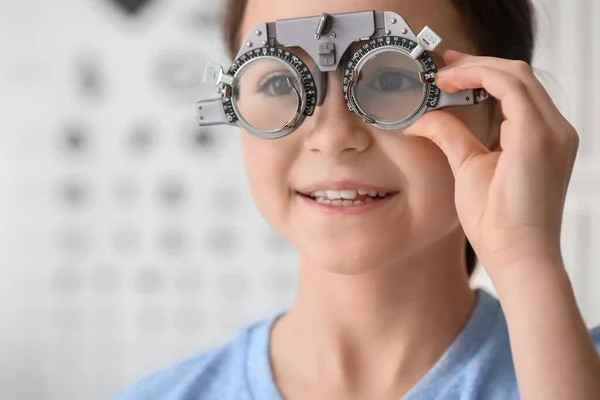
[416,26,442,51]
[382,12,417,40]
[475,88,490,103]
[229,56,308,139]
[347,46,428,130]
[196,10,489,137]
[314,13,333,39]
[197,98,235,126]
[410,45,425,60]
[419,71,436,84]
[429,89,476,110]
[411,26,441,60]
[203,62,234,87]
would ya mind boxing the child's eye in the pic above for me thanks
[258,74,295,97]
[368,69,422,92]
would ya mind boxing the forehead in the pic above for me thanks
[240,0,474,62]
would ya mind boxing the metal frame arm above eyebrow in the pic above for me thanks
[275,11,376,72]
[197,98,236,126]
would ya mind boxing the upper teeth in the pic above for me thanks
[309,189,388,199]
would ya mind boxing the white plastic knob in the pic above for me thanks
[417,26,442,51]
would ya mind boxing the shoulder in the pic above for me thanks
[445,292,600,399]
[404,290,519,400]
[111,346,232,400]
[111,319,269,400]
[454,290,519,396]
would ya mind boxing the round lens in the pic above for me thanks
[233,57,304,133]
[353,49,426,123]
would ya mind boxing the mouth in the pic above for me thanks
[297,188,393,206]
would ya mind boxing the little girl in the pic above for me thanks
[113,0,600,398]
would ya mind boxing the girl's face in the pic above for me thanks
[239,0,498,274]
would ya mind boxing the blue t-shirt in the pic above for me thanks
[113,289,600,399]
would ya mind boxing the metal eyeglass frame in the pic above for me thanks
[196,10,489,139]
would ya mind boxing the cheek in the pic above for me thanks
[241,131,280,201]
[240,130,297,229]
[386,106,494,247]
[385,134,459,239]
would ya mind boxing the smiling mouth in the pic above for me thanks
[297,189,394,206]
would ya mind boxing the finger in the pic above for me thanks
[435,65,545,133]
[404,110,490,178]
[442,49,469,65]
[440,51,564,126]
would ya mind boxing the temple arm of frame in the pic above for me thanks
[196,98,236,126]
[430,89,490,111]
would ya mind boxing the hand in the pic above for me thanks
[404,50,579,275]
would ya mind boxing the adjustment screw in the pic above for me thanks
[391,18,397,24]
[330,33,336,39]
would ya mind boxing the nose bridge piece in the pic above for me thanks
[314,47,354,108]
[311,69,364,134]
[314,69,327,106]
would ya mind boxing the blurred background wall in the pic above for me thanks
[0,0,598,399]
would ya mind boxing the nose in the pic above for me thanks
[303,71,372,157]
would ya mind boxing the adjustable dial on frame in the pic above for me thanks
[224,47,318,131]
[342,36,442,129]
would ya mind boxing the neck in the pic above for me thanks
[270,231,476,397]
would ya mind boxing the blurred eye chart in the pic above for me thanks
[0,1,298,398]
[0,0,599,399]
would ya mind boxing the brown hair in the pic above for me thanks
[220,0,536,276]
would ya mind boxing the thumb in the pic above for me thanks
[403,111,490,178]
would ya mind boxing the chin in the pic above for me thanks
[300,236,403,275]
